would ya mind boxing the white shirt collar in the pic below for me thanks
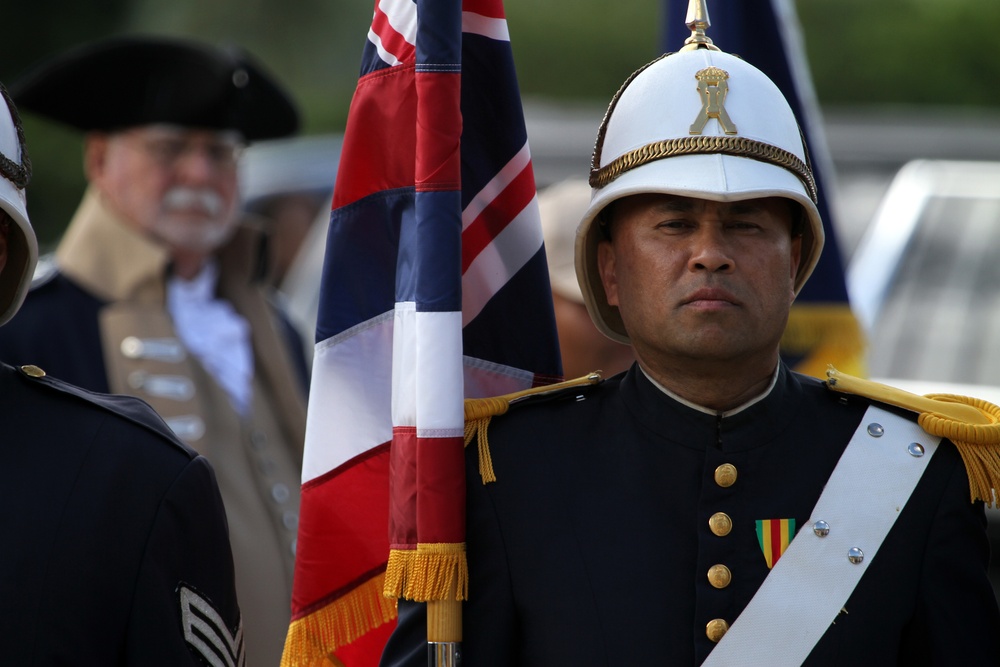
[640,364,780,418]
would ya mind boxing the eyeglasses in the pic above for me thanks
[120,126,245,171]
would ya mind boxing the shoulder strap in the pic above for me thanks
[827,367,1000,505]
[703,405,940,665]
[464,372,602,484]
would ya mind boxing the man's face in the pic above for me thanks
[85,125,242,254]
[597,193,801,370]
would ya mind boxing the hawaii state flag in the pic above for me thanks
[281,0,562,664]
[663,0,866,379]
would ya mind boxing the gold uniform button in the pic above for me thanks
[20,364,46,378]
[706,618,729,643]
[714,463,737,487]
[708,512,733,536]
[707,564,732,589]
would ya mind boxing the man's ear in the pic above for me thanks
[0,216,10,277]
[597,239,619,307]
[82,133,109,185]
[789,234,803,301]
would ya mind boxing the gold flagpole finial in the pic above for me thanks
[679,0,720,52]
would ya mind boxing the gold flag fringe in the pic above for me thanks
[384,543,468,602]
[281,571,396,667]
[827,367,1000,506]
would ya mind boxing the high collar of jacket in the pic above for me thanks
[55,187,265,304]
[621,361,805,454]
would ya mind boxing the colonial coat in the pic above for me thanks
[0,189,308,667]
[0,361,243,665]
[381,364,1000,666]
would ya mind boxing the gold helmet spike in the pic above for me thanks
[680,0,720,52]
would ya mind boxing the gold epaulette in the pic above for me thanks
[827,367,1000,506]
[464,372,603,484]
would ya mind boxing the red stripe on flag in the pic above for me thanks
[330,621,397,665]
[388,427,418,549]
[770,518,783,566]
[415,71,462,192]
[464,0,506,20]
[332,65,417,209]
[372,3,415,63]
[290,443,392,615]
[416,436,467,544]
[460,161,535,272]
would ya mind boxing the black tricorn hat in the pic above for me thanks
[11,35,300,141]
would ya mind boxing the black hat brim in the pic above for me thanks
[11,35,299,141]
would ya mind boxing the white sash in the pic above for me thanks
[702,405,940,666]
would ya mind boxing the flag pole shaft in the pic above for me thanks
[426,599,462,664]
[427,642,460,667]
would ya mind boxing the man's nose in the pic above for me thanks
[687,227,734,274]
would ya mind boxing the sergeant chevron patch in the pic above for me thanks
[178,584,245,667]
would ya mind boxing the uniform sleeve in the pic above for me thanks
[901,446,1000,663]
[124,455,244,666]
[378,600,429,667]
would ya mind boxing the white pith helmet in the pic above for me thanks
[0,84,38,326]
[575,2,825,344]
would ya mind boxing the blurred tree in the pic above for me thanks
[7,0,1000,252]
[6,1,130,249]
[797,0,1000,107]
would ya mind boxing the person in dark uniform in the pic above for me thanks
[0,37,308,666]
[380,2,1000,665]
[0,83,244,665]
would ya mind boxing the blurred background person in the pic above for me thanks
[0,82,244,666]
[0,36,308,667]
[238,134,340,364]
[539,178,634,379]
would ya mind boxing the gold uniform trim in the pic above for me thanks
[590,134,818,204]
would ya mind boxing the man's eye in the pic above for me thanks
[147,140,186,162]
[658,219,690,229]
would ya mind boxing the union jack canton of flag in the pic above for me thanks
[281,0,562,663]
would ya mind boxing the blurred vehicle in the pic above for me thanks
[848,159,1000,601]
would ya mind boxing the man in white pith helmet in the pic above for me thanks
[0,82,245,666]
[380,2,1000,665]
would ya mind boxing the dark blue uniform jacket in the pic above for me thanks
[0,362,242,665]
[382,363,1000,666]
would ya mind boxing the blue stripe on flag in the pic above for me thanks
[416,0,462,66]
[459,34,529,206]
[315,188,413,342]
[397,190,463,311]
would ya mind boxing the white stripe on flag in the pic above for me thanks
[392,302,417,430]
[368,28,404,68]
[416,310,465,437]
[301,312,394,483]
[379,0,417,45]
[462,195,544,326]
[462,142,532,232]
[462,12,510,42]
[463,355,537,399]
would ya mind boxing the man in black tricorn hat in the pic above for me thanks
[0,36,308,667]
[0,82,244,666]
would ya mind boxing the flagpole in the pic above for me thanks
[427,599,462,665]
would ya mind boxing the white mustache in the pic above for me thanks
[162,188,224,216]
